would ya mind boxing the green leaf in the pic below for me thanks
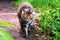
[0,21,13,27]
[0,28,14,40]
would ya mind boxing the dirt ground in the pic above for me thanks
[0,1,27,40]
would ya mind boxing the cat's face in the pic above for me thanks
[21,6,33,21]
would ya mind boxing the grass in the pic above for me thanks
[0,21,13,27]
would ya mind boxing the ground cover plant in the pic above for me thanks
[37,8,60,40]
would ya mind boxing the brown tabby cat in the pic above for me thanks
[17,2,39,38]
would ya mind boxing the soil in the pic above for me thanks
[0,1,27,40]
